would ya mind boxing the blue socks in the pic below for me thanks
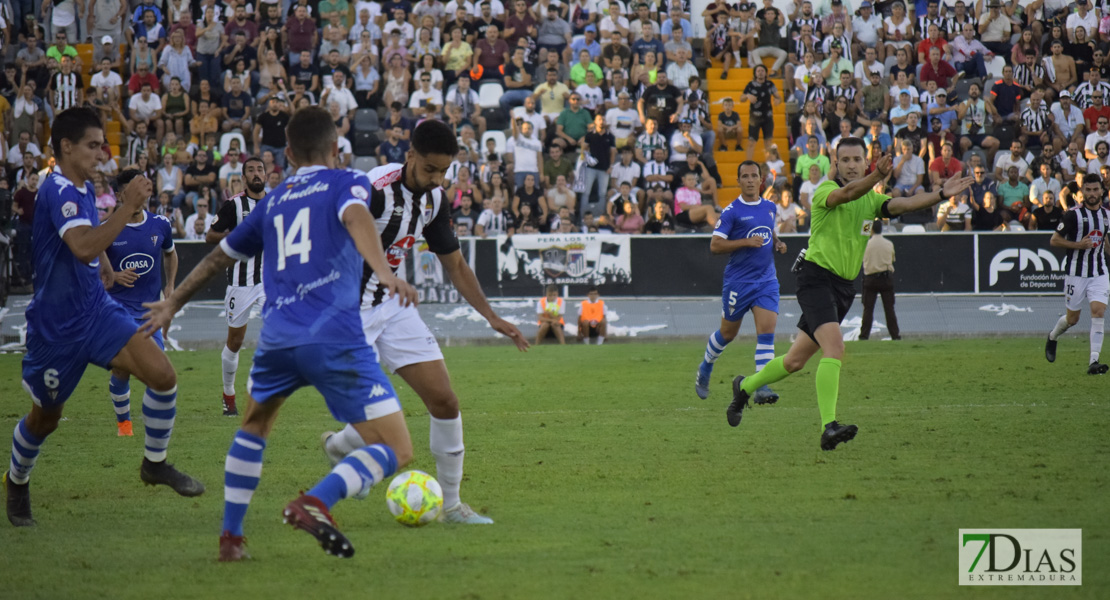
[142,386,177,462]
[223,430,266,537]
[307,444,398,509]
[755,333,775,373]
[702,330,730,372]
[109,374,131,423]
[8,418,44,485]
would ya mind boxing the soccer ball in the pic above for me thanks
[385,470,443,527]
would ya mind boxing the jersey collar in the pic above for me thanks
[294,165,328,176]
[53,171,88,195]
[738,194,761,206]
[125,211,149,227]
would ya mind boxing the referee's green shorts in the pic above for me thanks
[795,260,856,343]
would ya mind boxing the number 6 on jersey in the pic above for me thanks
[275,208,312,270]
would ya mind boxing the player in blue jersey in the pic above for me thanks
[695,161,787,404]
[6,108,203,528]
[142,106,421,561]
[104,169,178,437]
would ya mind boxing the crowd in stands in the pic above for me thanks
[3,0,1108,288]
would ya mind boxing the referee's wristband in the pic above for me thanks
[937,189,949,203]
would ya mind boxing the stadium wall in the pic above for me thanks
[172,232,1065,301]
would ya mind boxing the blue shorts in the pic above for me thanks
[722,279,780,322]
[22,299,138,408]
[247,343,402,424]
[120,306,165,351]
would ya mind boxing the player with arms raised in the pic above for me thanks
[696,161,787,403]
[143,106,420,560]
[725,139,973,450]
[321,119,529,525]
[7,108,202,528]
[205,157,269,416]
[104,169,178,437]
[1045,174,1109,374]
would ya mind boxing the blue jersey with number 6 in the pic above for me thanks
[712,197,778,284]
[221,166,373,350]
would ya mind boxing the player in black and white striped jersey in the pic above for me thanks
[1045,173,1110,374]
[205,157,268,415]
[320,119,529,524]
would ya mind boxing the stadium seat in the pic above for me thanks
[219,132,246,156]
[1008,222,1026,231]
[353,156,377,172]
[354,108,379,133]
[478,83,503,109]
[482,130,507,156]
[900,224,927,233]
[987,56,1006,80]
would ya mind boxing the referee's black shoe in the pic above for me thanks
[1088,361,1109,375]
[820,421,858,451]
[726,375,751,427]
[1045,338,1057,363]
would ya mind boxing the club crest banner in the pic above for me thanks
[496,234,632,285]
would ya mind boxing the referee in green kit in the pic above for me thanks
[726,138,974,450]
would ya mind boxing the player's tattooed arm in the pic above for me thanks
[139,246,236,336]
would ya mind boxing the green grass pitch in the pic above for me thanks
[0,338,1106,599]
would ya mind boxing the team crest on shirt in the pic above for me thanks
[861,220,874,236]
[151,235,159,246]
[1091,230,1104,248]
[61,201,77,218]
[387,235,416,267]
[350,185,368,200]
[423,200,434,223]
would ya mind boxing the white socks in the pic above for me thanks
[221,346,239,396]
[429,415,464,509]
[1049,315,1073,341]
[328,424,368,459]
[597,336,605,345]
[1091,318,1104,364]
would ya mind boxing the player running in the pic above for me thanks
[205,157,269,416]
[726,139,972,450]
[7,108,202,528]
[1045,174,1109,374]
[321,119,529,525]
[104,169,178,437]
[144,106,420,561]
[696,161,787,403]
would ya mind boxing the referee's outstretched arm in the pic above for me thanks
[886,175,976,217]
[825,154,891,208]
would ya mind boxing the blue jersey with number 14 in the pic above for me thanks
[713,197,778,284]
[221,166,373,350]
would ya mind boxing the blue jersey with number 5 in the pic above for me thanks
[712,197,778,284]
[221,166,373,350]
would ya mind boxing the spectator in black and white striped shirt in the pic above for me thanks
[49,56,84,116]
[1020,89,1052,150]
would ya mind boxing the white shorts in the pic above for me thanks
[225,284,265,328]
[360,295,443,373]
[1064,273,1110,312]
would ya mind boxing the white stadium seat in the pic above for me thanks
[353,156,378,172]
[478,83,503,109]
[900,224,927,233]
[219,132,246,157]
[482,130,507,156]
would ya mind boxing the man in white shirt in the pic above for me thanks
[1051,90,1086,146]
[853,46,884,88]
[383,8,416,45]
[851,1,881,60]
[219,148,245,191]
[183,198,217,241]
[472,0,506,18]
[665,48,698,90]
[127,81,164,138]
[1066,0,1098,43]
[6,131,42,166]
[89,57,124,104]
[409,73,445,113]
[605,91,642,147]
[992,139,1033,180]
[608,145,643,200]
[322,70,359,117]
[506,121,544,187]
[1084,114,1110,159]
[575,71,605,111]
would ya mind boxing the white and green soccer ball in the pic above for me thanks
[385,470,443,527]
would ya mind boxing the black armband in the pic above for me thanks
[880,199,893,219]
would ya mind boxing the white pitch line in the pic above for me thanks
[471,402,1105,417]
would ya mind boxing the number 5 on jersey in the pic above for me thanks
[275,208,312,270]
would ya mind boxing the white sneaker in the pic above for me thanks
[321,431,343,467]
[440,502,494,524]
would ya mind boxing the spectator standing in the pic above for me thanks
[638,71,682,136]
[556,93,592,147]
[740,64,779,161]
[254,96,291,169]
[581,114,616,215]
[859,220,900,340]
[283,4,318,64]
[507,119,544,187]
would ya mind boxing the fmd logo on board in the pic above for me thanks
[959,529,1081,586]
[988,248,1064,289]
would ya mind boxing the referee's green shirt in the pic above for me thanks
[806,180,890,280]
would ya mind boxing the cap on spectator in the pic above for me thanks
[585,24,597,32]
[987,0,1001,6]
[1078,0,1088,4]
[100,35,113,45]
[830,40,842,49]
[1061,90,1073,98]
[936,89,946,96]
[617,91,630,98]
[859,0,872,7]
[899,89,910,95]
